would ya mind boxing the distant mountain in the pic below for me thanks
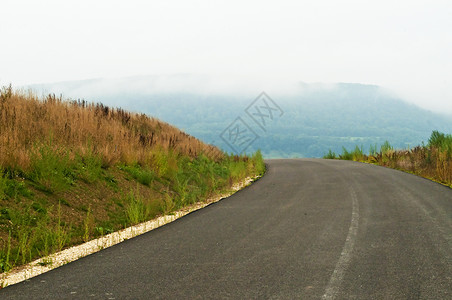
[25,77,452,158]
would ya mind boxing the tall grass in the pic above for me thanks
[0,203,70,272]
[324,131,452,187]
[428,130,452,155]
[0,85,266,273]
[125,188,149,225]
[0,85,223,172]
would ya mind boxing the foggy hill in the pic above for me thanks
[26,77,452,158]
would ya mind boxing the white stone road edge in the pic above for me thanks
[1,176,259,287]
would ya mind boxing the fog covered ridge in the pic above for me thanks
[25,74,409,106]
[22,78,452,158]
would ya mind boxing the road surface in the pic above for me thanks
[2,159,452,299]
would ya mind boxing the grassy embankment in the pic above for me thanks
[0,85,265,273]
[324,131,452,187]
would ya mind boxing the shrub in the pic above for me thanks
[125,189,147,225]
[339,147,353,160]
[325,131,451,187]
[121,165,154,186]
[380,140,393,155]
[323,149,337,159]
[75,149,103,183]
[28,142,76,193]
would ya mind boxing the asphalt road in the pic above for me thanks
[2,159,452,299]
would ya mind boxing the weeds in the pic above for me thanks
[429,130,452,157]
[324,149,337,159]
[0,202,72,271]
[125,189,147,225]
[0,87,224,172]
[324,131,452,187]
[36,257,52,267]
[0,169,31,200]
[0,172,7,201]
[75,148,103,184]
[160,190,176,215]
[55,202,69,252]
[120,165,154,186]
[0,85,266,274]
[82,206,92,242]
[28,142,76,193]
[0,232,12,273]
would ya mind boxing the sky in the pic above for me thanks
[1,0,451,114]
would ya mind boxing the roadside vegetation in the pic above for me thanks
[324,131,452,188]
[0,85,265,273]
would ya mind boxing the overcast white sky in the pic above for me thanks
[1,0,451,113]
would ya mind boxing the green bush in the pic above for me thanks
[151,148,169,177]
[124,189,159,225]
[0,232,12,273]
[75,150,103,183]
[121,165,154,186]
[251,150,266,175]
[340,147,353,160]
[0,170,31,200]
[428,130,452,157]
[125,189,147,225]
[352,145,364,161]
[380,140,393,155]
[369,143,378,156]
[323,149,337,159]
[28,142,76,193]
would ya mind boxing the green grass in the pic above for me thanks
[28,142,77,193]
[26,141,107,193]
[0,170,32,200]
[0,203,70,272]
[75,149,104,184]
[323,131,452,187]
[429,130,452,157]
[324,141,392,161]
[0,145,266,274]
[120,165,154,186]
[324,149,337,159]
[124,188,148,225]
[0,232,12,273]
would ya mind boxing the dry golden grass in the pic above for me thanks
[326,134,452,187]
[0,85,223,171]
[365,146,451,187]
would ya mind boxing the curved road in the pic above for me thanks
[2,159,452,299]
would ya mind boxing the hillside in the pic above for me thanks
[0,85,265,273]
[28,77,452,158]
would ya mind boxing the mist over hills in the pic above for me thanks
[26,76,452,158]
